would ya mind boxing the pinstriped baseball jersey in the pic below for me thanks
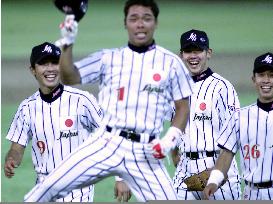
[173,68,241,200]
[218,101,273,194]
[75,44,193,135]
[24,42,194,202]
[6,84,102,202]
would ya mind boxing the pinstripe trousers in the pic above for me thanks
[24,127,177,202]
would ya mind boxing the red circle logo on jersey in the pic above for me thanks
[153,73,161,82]
[65,119,73,127]
[199,102,206,111]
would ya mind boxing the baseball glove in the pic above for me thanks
[184,169,211,191]
[54,0,89,22]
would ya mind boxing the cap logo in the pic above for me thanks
[42,45,53,53]
[200,37,206,42]
[262,55,272,64]
[187,33,197,41]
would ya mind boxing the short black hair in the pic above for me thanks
[124,0,159,20]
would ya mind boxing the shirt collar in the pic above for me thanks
[192,68,213,82]
[257,99,273,112]
[128,40,156,53]
[39,83,64,103]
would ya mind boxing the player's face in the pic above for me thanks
[31,59,60,94]
[252,70,273,103]
[125,5,157,47]
[181,48,212,76]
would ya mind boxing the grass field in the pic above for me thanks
[1,0,271,202]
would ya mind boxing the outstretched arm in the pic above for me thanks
[4,142,25,178]
[152,98,190,159]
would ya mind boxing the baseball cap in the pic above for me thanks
[253,52,273,73]
[180,29,209,51]
[30,42,61,67]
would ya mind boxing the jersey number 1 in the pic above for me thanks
[117,87,125,101]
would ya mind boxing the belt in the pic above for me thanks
[185,150,220,160]
[245,180,273,189]
[106,125,155,143]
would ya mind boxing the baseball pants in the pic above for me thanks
[24,127,177,202]
[243,183,273,200]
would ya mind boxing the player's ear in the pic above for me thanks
[251,75,256,83]
[207,48,212,60]
[29,65,36,77]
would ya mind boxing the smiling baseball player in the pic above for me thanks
[172,29,241,200]
[204,52,273,200]
[4,42,102,202]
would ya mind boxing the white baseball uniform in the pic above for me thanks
[173,68,242,200]
[24,42,194,202]
[217,100,273,200]
[7,84,102,202]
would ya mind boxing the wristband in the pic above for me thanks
[207,169,224,187]
[115,176,123,182]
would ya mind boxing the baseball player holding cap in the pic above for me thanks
[172,29,241,200]
[204,52,273,200]
[24,0,194,202]
[4,42,103,202]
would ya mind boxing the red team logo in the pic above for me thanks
[65,119,73,127]
[153,73,161,82]
[199,102,206,111]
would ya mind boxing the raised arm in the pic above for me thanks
[59,44,81,85]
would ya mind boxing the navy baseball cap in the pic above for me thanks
[30,42,61,67]
[253,52,273,73]
[180,29,209,51]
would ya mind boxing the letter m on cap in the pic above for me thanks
[42,45,52,53]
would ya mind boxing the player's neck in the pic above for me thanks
[128,40,155,53]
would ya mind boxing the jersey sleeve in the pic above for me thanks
[170,58,194,101]
[217,110,240,153]
[6,100,31,147]
[79,92,103,132]
[217,81,240,129]
[74,50,104,84]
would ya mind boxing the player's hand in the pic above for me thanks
[151,126,183,159]
[55,14,78,47]
[151,139,167,159]
[114,181,132,202]
[203,183,218,200]
[4,158,18,178]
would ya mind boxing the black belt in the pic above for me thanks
[245,180,273,189]
[106,126,155,143]
[186,151,220,160]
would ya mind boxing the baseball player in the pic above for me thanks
[172,29,241,200]
[24,0,194,202]
[204,52,273,200]
[4,42,103,202]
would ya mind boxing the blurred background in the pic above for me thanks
[1,0,273,202]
